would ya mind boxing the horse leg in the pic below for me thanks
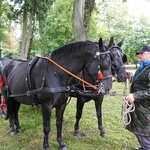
[94,96,106,137]
[41,102,51,150]
[7,97,16,136]
[56,103,67,150]
[14,101,22,133]
[74,97,85,137]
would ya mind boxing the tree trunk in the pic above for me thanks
[84,0,95,30]
[21,9,27,59]
[21,5,34,59]
[72,0,86,41]
[24,9,34,59]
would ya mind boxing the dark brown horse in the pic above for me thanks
[0,38,111,150]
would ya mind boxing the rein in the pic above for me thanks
[37,55,99,92]
[112,65,125,72]
[120,76,135,126]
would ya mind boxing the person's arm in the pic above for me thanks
[126,72,150,103]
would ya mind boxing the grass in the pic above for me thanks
[0,77,139,150]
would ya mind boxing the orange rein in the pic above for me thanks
[37,55,99,92]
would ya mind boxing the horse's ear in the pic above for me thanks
[122,53,127,63]
[99,37,104,51]
[117,38,124,47]
[108,36,114,47]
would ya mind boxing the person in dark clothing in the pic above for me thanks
[125,45,150,150]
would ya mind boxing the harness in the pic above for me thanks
[2,51,104,101]
[8,57,70,98]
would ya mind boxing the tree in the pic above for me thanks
[31,0,74,55]
[0,0,9,55]
[8,0,54,59]
[3,0,150,63]
[72,0,96,41]
[72,0,86,41]
[84,0,95,32]
[94,1,150,63]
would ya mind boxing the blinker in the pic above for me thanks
[97,71,103,80]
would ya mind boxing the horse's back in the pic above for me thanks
[3,59,29,79]
[2,59,29,93]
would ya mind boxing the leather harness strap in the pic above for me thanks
[3,54,100,99]
[8,57,70,98]
[37,55,99,92]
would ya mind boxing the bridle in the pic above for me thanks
[37,50,110,93]
[84,50,110,70]
[108,44,125,73]
[79,49,110,94]
[84,50,110,82]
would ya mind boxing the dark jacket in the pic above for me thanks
[126,65,150,136]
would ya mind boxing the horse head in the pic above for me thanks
[98,37,111,71]
[108,36,127,82]
[83,38,111,93]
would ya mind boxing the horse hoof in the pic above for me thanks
[100,132,106,137]
[44,148,50,150]
[44,144,50,150]
[16,128,22,133]
[73,131,80,137]
[74,131,86,137]
[1,114,6,119]
[10,131,16,136]
[62,120,66,126]
[59,145,67,150]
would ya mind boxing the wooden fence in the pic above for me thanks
[125,64,139,70]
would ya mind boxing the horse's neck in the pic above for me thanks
[52,56,86,75]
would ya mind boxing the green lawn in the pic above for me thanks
[0,80,139,150]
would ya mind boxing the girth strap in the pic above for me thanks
[27,86,70,96]
[8,86,70,97]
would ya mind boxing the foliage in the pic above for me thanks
[31,0,74,56]
[1,0,150,62]
[88,1,150,64]
[0,0,9,44]
[122,15,150,63]
[7,0,55,59]
[8,0,53,21]
[0,79,140,149]
[0,1,20,58]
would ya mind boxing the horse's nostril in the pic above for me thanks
[106,86,111,92]
[121,74,123,79]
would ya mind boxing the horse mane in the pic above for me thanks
[13,59,30,62]
[51,41,98,58]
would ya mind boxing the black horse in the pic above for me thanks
[0,38,111,150]
[70,37,127,138]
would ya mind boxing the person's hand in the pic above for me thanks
[125,93,135,103]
